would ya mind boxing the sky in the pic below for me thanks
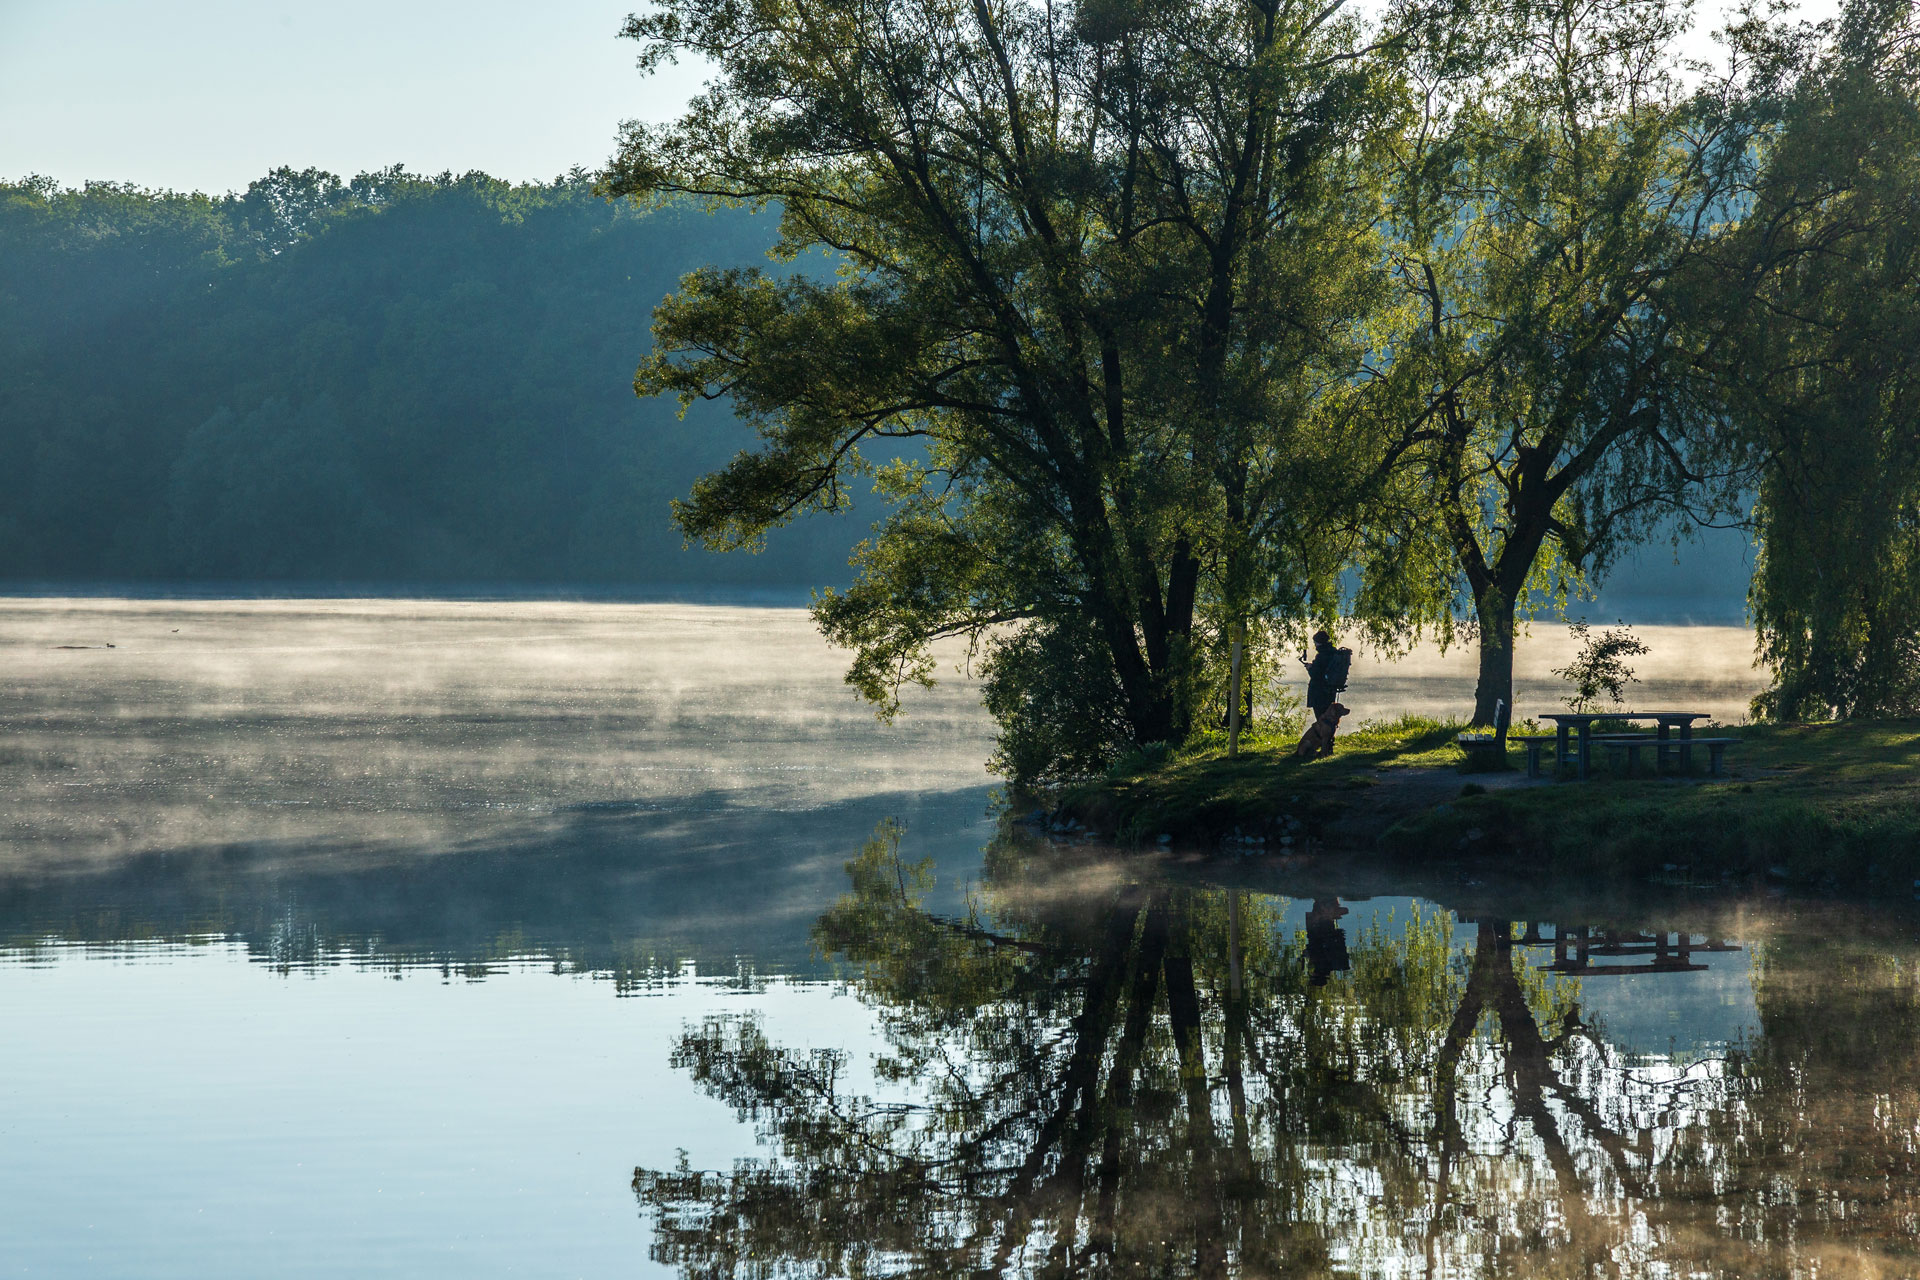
[0,0,709,194]
[1,0,1840,197]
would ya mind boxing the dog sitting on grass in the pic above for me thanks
[1295,703,1348,760]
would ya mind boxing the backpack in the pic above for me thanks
[1326,647,1353,691]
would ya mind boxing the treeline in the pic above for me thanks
[0,167,855,585]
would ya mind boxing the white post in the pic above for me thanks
[1227,623,1245,757]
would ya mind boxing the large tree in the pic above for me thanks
[1713,0,1920,719]
[605,0,1414,779]
[1367,0,1742,724]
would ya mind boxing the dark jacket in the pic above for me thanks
[1305,648,1335,709]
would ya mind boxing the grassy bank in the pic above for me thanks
[1052,717,1920,888]
[1054,718,1466,843]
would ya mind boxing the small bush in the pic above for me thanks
[1106,741,1174,778]
[1553,621,1650,713]
[982,618,1135,786]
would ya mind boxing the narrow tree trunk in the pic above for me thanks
[1226,623,1244,756]
[1473,586,1516,727]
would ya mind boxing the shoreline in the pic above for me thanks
[1043,717,1920,891]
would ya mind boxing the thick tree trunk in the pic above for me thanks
[1117,659,1184,745]
[1473,587,1516,727]
[1098,548,1200,748]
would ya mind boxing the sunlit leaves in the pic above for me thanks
[609,0,1414,772]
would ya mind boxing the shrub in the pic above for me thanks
[1553,622,1650,713]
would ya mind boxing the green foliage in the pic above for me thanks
[980,617,1138,785]
[1551,621,1651,713]
[166,397,371,577]
[609,0,1415,777]
[1711,0,1920,719]
[1364,0,1744,722]
[0,168,855,584]
[1104,740,1175,780]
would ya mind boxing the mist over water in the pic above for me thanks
[1,597,997,870]
[1348,621,1766,724]
[1,598,1760,882]
[0,596,1771,977]
[1,597,1001,1276]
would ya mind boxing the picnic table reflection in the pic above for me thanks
[1527,922,1741,975]
[1313,910,1741,979]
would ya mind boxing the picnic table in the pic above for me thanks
[1538,711,1709,779]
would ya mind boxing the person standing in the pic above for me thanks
[1300,631,1352,719]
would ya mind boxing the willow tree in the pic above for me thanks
[1714,0,1920,719]
[1368,0,1741,724]
[604,0,1411,780]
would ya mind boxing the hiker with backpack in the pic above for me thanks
[1301,631,1352,719]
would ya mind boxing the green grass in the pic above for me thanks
[1056,714,1471,841]
[1053,716,1920,888]
[1384,719,1920,886]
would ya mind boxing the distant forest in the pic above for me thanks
[0,166,859,586]
[0,164,1748,603]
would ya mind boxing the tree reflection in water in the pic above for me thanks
[635,823,1920,1278]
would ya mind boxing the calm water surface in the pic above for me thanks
[2,599,1912,1279]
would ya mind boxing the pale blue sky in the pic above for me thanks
[2,0,1837,196]
[0,0,707,194]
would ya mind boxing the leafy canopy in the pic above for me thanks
[1712,0,1920,719]
[1360,0,1748,723]
[606,0,1428,778]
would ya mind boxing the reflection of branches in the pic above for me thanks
[638,831,1920,1278]
[1091,890,1165,1264]
[975,893,1142,1274]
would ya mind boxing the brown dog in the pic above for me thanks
[1296,702,1349,759]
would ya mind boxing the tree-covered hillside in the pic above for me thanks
[0,167,856,585]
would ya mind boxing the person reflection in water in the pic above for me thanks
[1304,897,1350,986]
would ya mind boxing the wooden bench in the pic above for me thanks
[1600,734,1743,777]
[1456,699,1512,769]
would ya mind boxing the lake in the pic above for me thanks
[3,597,1912,1279]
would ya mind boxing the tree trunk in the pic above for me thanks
[1473,586,1516,727]
[1226,624,1244,756]
[1089,546,1199,748]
